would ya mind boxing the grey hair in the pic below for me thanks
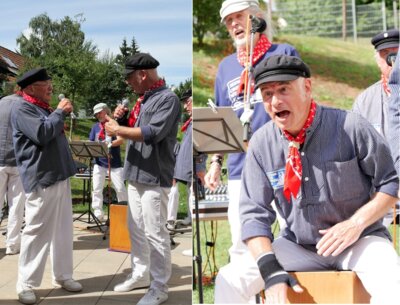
[247,5,273,39]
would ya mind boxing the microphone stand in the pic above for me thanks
[69,115,74,141]
[242,17,260,143]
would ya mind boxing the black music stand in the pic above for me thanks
[70,140,109,233]
[192,106,245,303]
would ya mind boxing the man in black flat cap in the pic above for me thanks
[353,28,400,227]
[8,67,82,304]
[105,53,180,305]
[167,89,194,230]
[227,54,400,303]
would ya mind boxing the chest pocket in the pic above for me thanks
[325,156,364,202]
[137,110,156,126]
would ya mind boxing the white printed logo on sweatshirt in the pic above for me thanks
[226,77,263,111]
[266,168,285,191]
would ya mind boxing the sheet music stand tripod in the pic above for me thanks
[192,106,245,303]
[70,140,109,233]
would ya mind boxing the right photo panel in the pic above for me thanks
[192,0,400,304]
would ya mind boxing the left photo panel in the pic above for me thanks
[0,1,193,305]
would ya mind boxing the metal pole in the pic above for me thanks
[382,0,387,31]
[266,0,273,40]
[192,154,203,303]
[342,0,347,41]
[352,0,357,42]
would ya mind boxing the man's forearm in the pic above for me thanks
[246,236,274,260]
[350,191,398,230]
[115,125,144,142]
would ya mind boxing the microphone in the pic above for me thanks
[250,15,267,33]
[58,94,76,119]
[386,53,397,67]
[121,98,130,108]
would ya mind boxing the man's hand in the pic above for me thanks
[57,98,73,115]
[204,162,221,191]
[113,104,127,119]
[264,282,303,304]
[316,218,363,257]
[105,115,120,136]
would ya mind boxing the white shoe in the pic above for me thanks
[166,220,176,231]
[181,216,191,226]
[6,245,20,255]
[114,274,150,292]
[182,249,192,257]
[93,209,104,221]
[137,288,168,305]
[18,288,36,305]
[53,279,82,292]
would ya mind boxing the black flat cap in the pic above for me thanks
[125,53,159,75]
[254,55,311,88]
[371,29,399,51]
[180,88,192,102]
[17,68,51,89]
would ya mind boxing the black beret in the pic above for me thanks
[371,29,399,51]
[125,53,159,75]
[17,68,51,89]
[180,88,192,102]
[254,55,311,88]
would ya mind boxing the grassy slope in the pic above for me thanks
[194,35,379,109]
[193,35,398,304]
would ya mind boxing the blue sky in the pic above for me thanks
[0,0,192,86]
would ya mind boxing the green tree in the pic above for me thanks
[174,78,192,99]
[16,13,98,110]
[84,54,128,115]
[193,0,224,46]
[115,36,141,65]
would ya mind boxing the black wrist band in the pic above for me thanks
[257,253,298,290]
[257,253,284,279]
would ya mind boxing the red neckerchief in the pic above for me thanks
[17,91,53,112]
[381,74,391,96]
[181,117,192,132]
[282,101,317,202]
[237,34,272,95]
[98,122,106,141]
[128,78,165,127]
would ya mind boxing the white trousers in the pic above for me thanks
[127,182,171,293]
[91,164,128,210]
[0,166,25,248]
[215,235,400,304]
[17,179,74,288]
[167,183,191,221]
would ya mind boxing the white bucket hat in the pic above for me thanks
[93,103,110,115]
[220,0,260,22]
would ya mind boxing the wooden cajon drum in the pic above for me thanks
[287,271,371,304]
[109,204,131,253]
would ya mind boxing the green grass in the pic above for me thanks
[194,35,380,110]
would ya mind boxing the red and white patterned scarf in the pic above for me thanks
[282,101,317,202]
[98,122,106,141]
[381,74,391,96]
[128,78,165,127]
[17,91,53,112]
[181,117,192,132]
[236,34,272,95]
